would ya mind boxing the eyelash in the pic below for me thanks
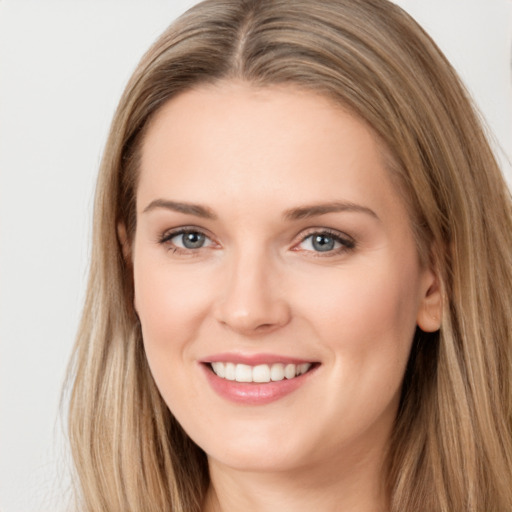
[295,228,356,257]
[158,227,356,257]
[158,227,215,255]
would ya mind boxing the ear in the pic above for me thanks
[117,222,132,263]
[416,267,442,332]
[117,222,139,314]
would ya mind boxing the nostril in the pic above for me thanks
[255,323,275,331]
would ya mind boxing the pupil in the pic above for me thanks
[183,232,205,249]
[312,234,334,252]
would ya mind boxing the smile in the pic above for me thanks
[202,358,319,405]
[210,362,312,383]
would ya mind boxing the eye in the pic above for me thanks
[174,231,207,249]
[160,228,215,252]
[296,229,355,255]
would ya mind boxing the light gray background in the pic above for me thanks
[1,1,511,511]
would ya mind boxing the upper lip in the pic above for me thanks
[200,352,317,365]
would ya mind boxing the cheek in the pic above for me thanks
[133,257,215,362]
[133,256,220,423]
[288,257,421,444]
[135,251,214,315]
[297,256,420,371]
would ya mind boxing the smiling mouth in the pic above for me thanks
[207,362,315,383]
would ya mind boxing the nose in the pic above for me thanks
[213,248,291,336]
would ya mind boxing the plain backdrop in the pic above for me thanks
[0,1,511,511]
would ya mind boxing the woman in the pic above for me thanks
[66,0,512,510]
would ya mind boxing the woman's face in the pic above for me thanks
[130,82,440,474]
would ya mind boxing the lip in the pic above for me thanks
[201,352,314,366]
[199,355,319,405]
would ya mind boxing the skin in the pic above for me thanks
[125,82,441,512]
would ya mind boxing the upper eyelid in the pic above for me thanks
[295,227,354,244]
[160,226,213,241]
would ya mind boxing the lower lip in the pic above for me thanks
[201,364,317,405]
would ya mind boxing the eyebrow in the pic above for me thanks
[143,199,217,219]
[283,201,379,221]
[142,198,378,222]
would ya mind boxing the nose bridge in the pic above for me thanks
[215,241,290,334]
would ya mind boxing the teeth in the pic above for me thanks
[225,362,236,381]
[253,364,271,383]
[211,362,225,378]
[235,364,252,382]
[284,363,296,379]
[210,362,312,383]
[270,363,284,382]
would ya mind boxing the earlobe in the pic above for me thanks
[416,269,443,332]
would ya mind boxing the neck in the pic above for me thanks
[203,446,389,512]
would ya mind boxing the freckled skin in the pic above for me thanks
[130,82,441,511]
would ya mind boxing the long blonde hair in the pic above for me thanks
[67,1,512,510]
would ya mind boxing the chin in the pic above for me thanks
[193,420,321,474]
[207,444,307,474]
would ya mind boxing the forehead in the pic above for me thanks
[137,82,403,223]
